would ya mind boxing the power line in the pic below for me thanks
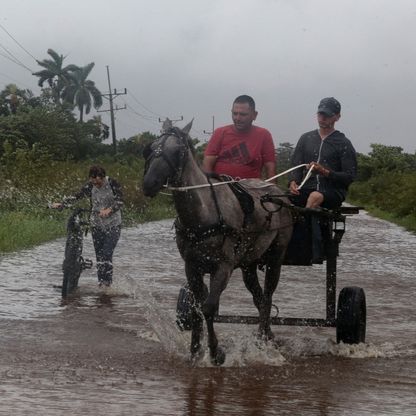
[128,90,162,117]
[120,105,161,131]
[124,103,160,125]
[0,42,34,72]
[123,99,157,120]
[0,22,38,62]
[0,50,23,67]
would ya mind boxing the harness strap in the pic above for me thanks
[207,176,224,225]
[226,181,255,227]
[174,218,234,243]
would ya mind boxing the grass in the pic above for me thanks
[0,195,176,254]
[0,211,65,252]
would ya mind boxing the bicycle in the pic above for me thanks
[59,206,93,298]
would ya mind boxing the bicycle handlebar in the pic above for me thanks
[47,203,90,213]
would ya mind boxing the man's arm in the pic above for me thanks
[263,161,276,179]
[202,155,217,173]
[108,178,124,212]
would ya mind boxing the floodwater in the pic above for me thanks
[0,210,415,415]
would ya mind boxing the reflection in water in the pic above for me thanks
[185,371,224,416]
[0,215,416,415]
[183,365,341,416]
[95,292,115,307]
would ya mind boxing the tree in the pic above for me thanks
[0,84,35,115]
[118,131,158,157]
[61,63,103,122]
[0,104,113,161]
[32,49,79,104]
[276,142,294,173]
[354,144,416,182]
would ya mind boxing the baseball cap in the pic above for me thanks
[317,97,341,116]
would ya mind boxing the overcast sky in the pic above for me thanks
[1,0,416,154]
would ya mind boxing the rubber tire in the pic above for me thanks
[62,235,82,298]
[336,286,366,344]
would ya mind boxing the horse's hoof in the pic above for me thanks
[211,346,226,366]
[191,341,202,356]
[258,328,275,341]
[190,351,204,366]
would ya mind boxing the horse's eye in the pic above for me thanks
[143,143,152,160]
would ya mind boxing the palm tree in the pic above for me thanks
[32,49,79,104]
[61,63,103,122]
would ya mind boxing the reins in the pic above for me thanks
[145,130,314,194]
[164,163,313,193]
[144,130,313,243]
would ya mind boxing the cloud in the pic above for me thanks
[1,0,416,153]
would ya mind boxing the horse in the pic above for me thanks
[142,121,293,365]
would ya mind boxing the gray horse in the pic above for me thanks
[142,121,293,365]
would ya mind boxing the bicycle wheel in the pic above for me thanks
[62,222,83,298]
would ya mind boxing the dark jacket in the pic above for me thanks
[289,129,357,200]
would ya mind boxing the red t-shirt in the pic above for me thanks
[204,125,276,178]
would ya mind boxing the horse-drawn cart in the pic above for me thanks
[177,203,366,345]
[143,121,366,365]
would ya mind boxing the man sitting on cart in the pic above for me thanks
[202,94,276,179]
[288,97,357,209]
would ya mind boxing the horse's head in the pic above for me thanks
[142,120,193,197]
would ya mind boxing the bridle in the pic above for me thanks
[143,128,190,185]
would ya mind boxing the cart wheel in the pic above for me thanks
[336,286,366,344]
[176,282,208,331]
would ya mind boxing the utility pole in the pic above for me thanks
[203,116,215,135]
[98,66,127,153]
[158,116,183,133]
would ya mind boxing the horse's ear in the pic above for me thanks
[181,119,194,136]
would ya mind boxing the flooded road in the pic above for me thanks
[0,211,415,415]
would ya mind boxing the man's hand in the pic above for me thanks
[50,202,63,209]
[289,180,300,195]
[309,162,330,177]
[99,207,112,218]
[202,155,217,174]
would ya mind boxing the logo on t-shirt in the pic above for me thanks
[218,142,250,165]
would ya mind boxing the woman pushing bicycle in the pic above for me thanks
[51,165,123,287]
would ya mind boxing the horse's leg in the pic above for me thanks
[185,262,206,360]
[202,262,233,366]
[260,243,286,340]
[241,264,263,312]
